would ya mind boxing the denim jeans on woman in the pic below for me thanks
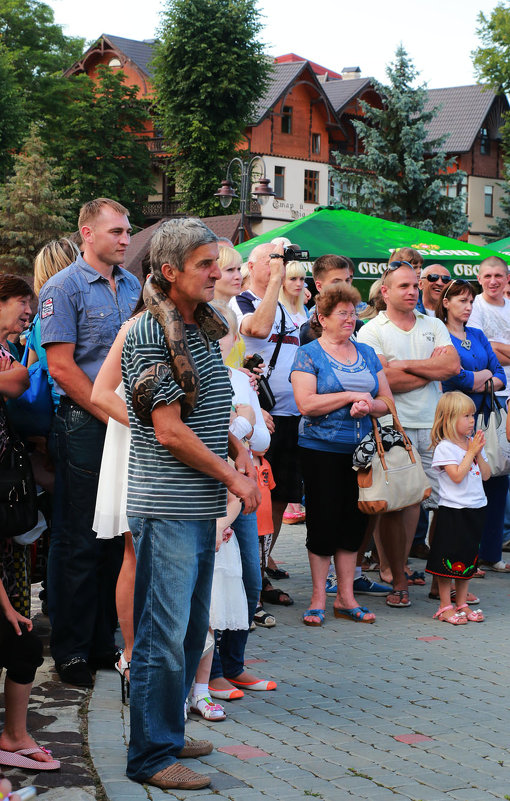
[126,516,216,782]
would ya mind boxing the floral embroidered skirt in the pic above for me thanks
[425,505,485,579]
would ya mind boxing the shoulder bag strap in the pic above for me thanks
[266,304,287,378]
[371,394,416,462]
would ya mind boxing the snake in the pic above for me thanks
[132,275,228,424]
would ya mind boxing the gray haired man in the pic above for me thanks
[122,218,259,791]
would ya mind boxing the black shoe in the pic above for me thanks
[409,542,430,560]
[88,648,121,672]
[56,657,94,688]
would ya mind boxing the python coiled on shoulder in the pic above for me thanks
[132,275,228,424]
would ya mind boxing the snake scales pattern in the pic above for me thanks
[132,275,228,424]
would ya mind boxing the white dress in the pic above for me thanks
[93,383,131,539]
[209,534,248,631]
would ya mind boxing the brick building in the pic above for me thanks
[64,36,509,243]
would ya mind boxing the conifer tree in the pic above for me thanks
[0,129,71,273]
[331,46,468,237]
[0,43,24,182]
[154,0,272,216]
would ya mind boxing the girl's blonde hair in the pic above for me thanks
[430,391,476,448]
[210,299,239,339]
[218,245,242,272]
[279,260,306,315]
[33,238,80,296]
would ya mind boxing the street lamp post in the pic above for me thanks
[214,156,275,243]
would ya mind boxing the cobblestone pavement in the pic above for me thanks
[3,523,510,801]
[90,524,510,801]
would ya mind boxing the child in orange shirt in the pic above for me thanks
[253,449,276,627]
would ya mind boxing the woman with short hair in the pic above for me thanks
[291,284,393,626]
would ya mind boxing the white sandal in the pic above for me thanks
[190,693,226,721]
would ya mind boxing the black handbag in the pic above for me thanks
[0,399,38,540]
[258,304,286,413]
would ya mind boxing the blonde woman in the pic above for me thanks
[27,239,80,401]
[278,261,308,328]
[214,246,245,368]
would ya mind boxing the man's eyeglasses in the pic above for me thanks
[425,274,451,285]
[443,278,470,299]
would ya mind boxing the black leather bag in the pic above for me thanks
[257,374,276,413]
[0,399,38,540]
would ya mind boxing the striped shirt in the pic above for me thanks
[121,312,232,520]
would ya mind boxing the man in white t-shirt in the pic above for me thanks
[469,256,510,399]
[357,263,460,605]
[418,264,451,317]
[230,242,302,579]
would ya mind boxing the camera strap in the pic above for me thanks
[266,303,287,379]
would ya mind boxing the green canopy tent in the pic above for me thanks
[490,235,510,255]
[235,207,508,283]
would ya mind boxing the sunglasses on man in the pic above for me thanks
[425,274,451,285]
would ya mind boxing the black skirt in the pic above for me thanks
[425,505,485,579]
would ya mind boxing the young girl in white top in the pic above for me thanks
[426,391,490,624]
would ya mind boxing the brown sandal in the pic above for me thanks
[386,589,411,607]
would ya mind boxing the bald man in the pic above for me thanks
[418,264,452,316]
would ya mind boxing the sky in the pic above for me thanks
[47,0,498,89]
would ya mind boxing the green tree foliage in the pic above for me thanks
[0,129,72,273]
[473,3,510,91]
[154,0,272,216]
[473,4,510,238]
[0,43,25,182]
[47,67,154,226]
[0,0,84,124]
[331,46,468,238]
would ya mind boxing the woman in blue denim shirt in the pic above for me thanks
[290,284,393,626]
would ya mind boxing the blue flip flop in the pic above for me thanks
[303,608,325,627]
[333,605,375,623]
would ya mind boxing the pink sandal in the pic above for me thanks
[433,604,467,625]
[457,603,484,622]
[0,746,60,770]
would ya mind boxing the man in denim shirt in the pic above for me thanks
[39,198,140,687]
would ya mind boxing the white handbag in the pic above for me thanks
[476,379,510,477]
[354,396,431,514]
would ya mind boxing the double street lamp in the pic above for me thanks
[214,156,275,243]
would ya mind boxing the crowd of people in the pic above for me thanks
[1,198,510,791]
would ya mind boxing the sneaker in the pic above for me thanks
[325,576,337,594]
[353,575,392,596]
[56,657,94,688]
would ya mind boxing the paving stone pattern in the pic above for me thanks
[3,525,510,800]
[89,524,510,801]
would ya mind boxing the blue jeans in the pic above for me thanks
[47,402,123,664]
[210,510,261,680]
[126,516,216,782]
